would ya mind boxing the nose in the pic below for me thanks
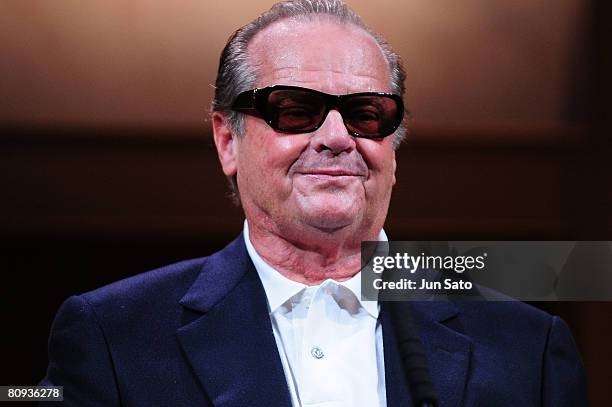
[311,110,355,155]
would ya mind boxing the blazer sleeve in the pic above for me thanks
[542,316,589,407]
[39,295,121,406]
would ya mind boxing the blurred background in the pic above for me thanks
[1,0,610,404]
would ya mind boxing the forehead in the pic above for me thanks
[247,18,392,94]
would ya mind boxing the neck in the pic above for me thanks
[246,219,379,285]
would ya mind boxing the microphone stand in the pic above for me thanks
[386,300,439,407]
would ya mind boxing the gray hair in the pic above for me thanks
[211,0,408,203]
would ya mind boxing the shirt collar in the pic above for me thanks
[243,220,386,318]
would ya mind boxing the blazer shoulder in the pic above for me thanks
[80,256,208,312]
[457,299,555,331]
[457,297,551,321]
[451,299,573,358]
[75,234,248,318]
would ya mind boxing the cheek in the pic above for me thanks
[355,138,396,182]
[267,136,309,171]
[239,120,309,177]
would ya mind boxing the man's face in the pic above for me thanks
[229,19,397,240]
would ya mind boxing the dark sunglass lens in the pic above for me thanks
[267,90,326,132]
[342,96,400,137]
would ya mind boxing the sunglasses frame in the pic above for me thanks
[231,85,404,139]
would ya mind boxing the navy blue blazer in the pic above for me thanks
[41,235,588,406]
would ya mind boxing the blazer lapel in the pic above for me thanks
[381,301,472,407]
[176,236,292,407]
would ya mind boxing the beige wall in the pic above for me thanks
[0,0,587,128]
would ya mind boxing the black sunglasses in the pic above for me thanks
[231,85,404,139]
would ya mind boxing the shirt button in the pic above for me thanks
[311,346,325,359]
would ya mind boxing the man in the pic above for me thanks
[41,1,587,406]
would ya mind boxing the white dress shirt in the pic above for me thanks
[243,221,387,407]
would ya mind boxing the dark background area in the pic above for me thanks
[1,0,610,405]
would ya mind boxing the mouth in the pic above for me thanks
[297,168,364,177]
[295,169,366,185]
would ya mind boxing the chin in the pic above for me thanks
[291,193,365,230]
[299,207,360,232]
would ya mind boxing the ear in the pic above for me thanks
[212,112,238,177]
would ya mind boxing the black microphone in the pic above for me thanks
[387,300,439,407]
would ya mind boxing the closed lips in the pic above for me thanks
[298,169,364,176]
